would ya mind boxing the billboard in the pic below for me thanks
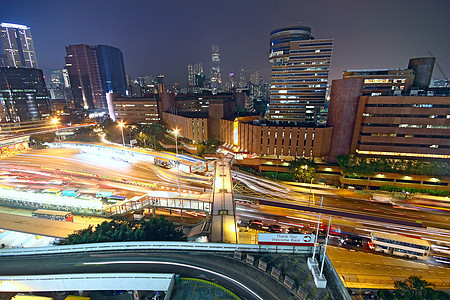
[258,233,315,246]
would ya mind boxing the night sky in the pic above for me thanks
[2,0,450,86]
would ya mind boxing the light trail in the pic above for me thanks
[83,260,265,300]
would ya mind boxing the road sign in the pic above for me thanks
[258,233,315,246]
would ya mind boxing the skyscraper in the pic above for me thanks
[65,44,104,109]
[239,67,246,88]
[187,63,203,86]
[0,23,38,68]
[268,26,333,124]
[48,69,72,101]
[65,44,127,110]
[96,45,127,96]
[0,67,51,122]
[210,44,222,94]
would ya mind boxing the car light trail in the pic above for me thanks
[83,260,264,300]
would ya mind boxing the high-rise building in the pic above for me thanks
[65,44,126,110]
[239,67,246,88]
[268,26,333,124]
[156,73,165,96]
[65,44,104,109]
[0,67,51,122]
[188,63,203,87]
[249,69,259,85]
[96,45,127,96]
[0,23,38,68]
[229,72,236,89]
[48,69,66,100]
[210,44,222,94]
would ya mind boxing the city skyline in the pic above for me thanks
[1,0,449,86]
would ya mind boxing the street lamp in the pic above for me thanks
[174,129,181,194]
[52,118,61,144]
[118,121,126,151]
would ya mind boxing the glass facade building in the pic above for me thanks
[0,67,51,122]
[96,45,127,97]
[269,26,333,124]
[65,44,104,109]
[65,44,126,110]
[0,23,38,68]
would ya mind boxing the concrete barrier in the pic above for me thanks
[0,241,312,257]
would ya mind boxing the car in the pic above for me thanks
[247,219,263,228]
[340,235,363,247]
[268,224,283,233]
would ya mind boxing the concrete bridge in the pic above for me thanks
[0,241,349,300]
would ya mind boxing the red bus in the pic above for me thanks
[32,209,74,222]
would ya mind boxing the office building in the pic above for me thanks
[239,67,247,88]
[106,93,159,124]
[0,23,38,68]
[343,69,415,96]
[0,67,51,122]
[65,44,104,109]
[48,69,72,102]
[187,63,203,87]
[350,95,449,159]
[326,78,450,161]
[65,44,127,110]
[268,26,333,124]
[211,44,222,94]
[96,45,127,96]
[156,74,165,96]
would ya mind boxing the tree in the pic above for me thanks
[288,157,317,183]
[54,216,186,245]
[197,139,220,157]
[379,276,450,300]
[29,132,56,148]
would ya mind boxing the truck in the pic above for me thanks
[61,189,80,197]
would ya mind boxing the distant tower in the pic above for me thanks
[239,66,246,88]
[210,44,222,94]
[188,63,203,86]
[250,69,259,85]
[156,73,165,96]
[0,23,38,68]
[269,26,333,124]
[229,72,236,89]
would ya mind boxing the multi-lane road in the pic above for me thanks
[1,146,450,271]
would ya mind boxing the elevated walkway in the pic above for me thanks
[210,155,238,243]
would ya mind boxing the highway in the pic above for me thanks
[0,250,295,300]
[1,146,450,276]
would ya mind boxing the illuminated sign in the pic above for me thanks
[258,233,315,246]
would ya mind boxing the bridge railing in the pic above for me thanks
[105,196,212,216]
[0,241,311,256]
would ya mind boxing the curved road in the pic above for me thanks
[0,251,295,300]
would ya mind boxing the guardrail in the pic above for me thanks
[0,241,312,256]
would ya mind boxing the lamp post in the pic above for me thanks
[174,129,181,194]
[52,118,61,144]
[118,121,126,151]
